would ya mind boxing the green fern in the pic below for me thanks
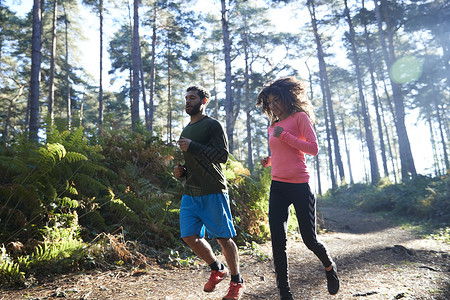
[136,177,156,196]
[65,151,88,163]
[56,197,80,209]
[0,260,25,285]
[73,173,108,193]
[0,245,26,286]
[145,201,167,220]
[65,127,85,150]
[32,143,66,170]
[85,210,106,230]
[0,156,28,175]
[109,198,140,223]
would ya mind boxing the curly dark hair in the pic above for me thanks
[256,77,315,124]
[187,85,211,101]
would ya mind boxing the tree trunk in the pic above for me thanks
[212,44,219,120]
[306,61,322,194]
[242,15,253,171]
[435,99,449,171]
[148,5,157,132]
[139,43,149,131]
[131,0,141,131]
[320,77,336,188]
[341,115,354,184]
[308,0,344,186]
[63,4,71,130]
[167,46,172,143]
[80,99,84,127]
[362,1,389,178]
[48,0,57,128]
[98,0,104,127]
[427,116,441,177]
[380,95,398,183]
[221,0,234,153]
[344,0,379,184]
[28,0,41,140]
[357,103,369,182]
[374,0,416,180]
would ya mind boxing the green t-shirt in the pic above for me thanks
[180,116,228,196]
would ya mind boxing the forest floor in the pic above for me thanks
[1,205,449,300]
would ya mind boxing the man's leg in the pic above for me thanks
[183,235,229,293]
[218,238,244,300]
[217,238,239,276]
[182,235,216,265]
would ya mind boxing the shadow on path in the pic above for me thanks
[318,205,396,234]
[242,206,450,299]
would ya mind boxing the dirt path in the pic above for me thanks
[1,206,449,300]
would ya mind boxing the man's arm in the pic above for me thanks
[187,121,228,164]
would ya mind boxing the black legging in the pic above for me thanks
[269,180,333,296]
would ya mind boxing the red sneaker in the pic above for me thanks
[203,267,228,292]
[222,281,245,300]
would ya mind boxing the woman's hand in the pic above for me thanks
[273,126,284,138]
[261,156,271,167]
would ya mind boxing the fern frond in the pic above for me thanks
[0,260,25,284]
[46,143,67,162]
[0,156,28,175]
[56,197,79,209]
[46,128,61,144]
[85,211,106,230]
[78,162,108,174]
[73,174,107,193]
[136,178,156,196]
[68,186,78,195]
[37,176,57,201]
[65,152,88,163]
[109,198,140,223]
[65,127,85,150]
[31,143,66,172]
[59,130,71,142]
[145,201,166,219]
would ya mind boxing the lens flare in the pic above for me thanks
[390,56,423,84]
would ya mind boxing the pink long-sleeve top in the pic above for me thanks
[268,112,319,183]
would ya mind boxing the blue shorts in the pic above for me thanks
[179,193,236,239]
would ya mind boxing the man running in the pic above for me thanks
[174,85,245,300]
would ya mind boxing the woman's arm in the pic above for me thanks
[278,113,318,156]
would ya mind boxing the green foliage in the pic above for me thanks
[3,124,447,286]
[319,174,449,240]
[0,210,84,287]
[0,245,26,286]
[224,156,271,245]
[0,127,111,244]
[94,129,182,248]
[108,197,140,223]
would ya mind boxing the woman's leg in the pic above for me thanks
[292,183,333,268]
[269,181,292,297]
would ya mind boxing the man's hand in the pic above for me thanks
[177,137,192,152]
[174,162,185,178]
[261,156,271,167]
[273,126,284,138]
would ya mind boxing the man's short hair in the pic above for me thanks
[187,85,210,100]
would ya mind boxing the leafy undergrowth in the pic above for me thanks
[0,228,154,288]
[1,126,448,289]
[0,126,272,288]
[319,173,450,243]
